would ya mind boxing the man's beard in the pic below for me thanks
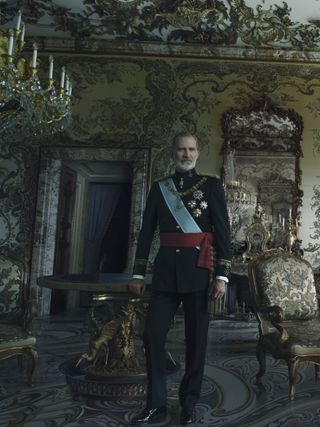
[175,160,195,172]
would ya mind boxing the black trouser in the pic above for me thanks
[143,289,209,410]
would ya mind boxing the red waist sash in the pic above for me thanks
[160,232,214,271]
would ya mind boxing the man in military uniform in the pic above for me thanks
[129,131,231,425]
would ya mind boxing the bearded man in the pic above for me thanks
[129,131,231,425]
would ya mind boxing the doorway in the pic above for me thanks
[31,147,149,317]
[51,160,133,314]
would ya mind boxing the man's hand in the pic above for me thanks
[128,279,146,296]
[208,279,226,300]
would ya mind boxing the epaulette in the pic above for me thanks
[199,173,221,179]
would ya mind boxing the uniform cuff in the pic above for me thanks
[132,274,145,280]
[216,275,229,283]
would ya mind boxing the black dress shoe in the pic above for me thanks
[180,408,195,425]
[131,406,167,425]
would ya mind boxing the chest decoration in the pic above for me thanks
[159,178,203,233]
[187,190,208,217]
[179,177,184,190]
[164,177,208,215]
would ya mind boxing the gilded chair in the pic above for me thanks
[248,248,320,400]
[0,251,37,383]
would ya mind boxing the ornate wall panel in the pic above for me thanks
[0,140,39,259]
[1,53,320,315]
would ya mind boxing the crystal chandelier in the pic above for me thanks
[0,10,72,139]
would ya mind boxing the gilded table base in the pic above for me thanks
[60,357,148,398]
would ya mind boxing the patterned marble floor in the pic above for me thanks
[1,313,320,427]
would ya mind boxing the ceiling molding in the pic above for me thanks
[2,1,320,52]
[28,36,320,64]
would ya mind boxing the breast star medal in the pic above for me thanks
[187,190,208,217]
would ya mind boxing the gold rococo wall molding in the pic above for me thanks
[30,37,320,64]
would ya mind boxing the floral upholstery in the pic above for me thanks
[0,254,23,316]
[254,253,317,320]
[0,251,37,383]
[248,249,320,400]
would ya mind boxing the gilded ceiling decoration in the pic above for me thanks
[1,0,320,49]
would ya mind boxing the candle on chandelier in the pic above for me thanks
[20,22,25,43]
[60,66,66,89]
[7,29,14,56]
[16,10,22,31]
[65,77,70,93]
[289,208,292,218]
[68,83,72,97]
[49,56,54,79]
[32,42,38,68]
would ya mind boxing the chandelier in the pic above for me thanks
[0,10,72,139]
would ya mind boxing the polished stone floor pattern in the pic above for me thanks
[1,313,320,426]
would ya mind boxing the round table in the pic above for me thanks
[37,273,179,398]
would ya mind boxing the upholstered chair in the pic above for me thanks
[0,251,38,383]
[248,248,320,400]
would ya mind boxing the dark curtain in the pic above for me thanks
[83,183,122,273]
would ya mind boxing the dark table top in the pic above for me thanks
[37,273,152,295]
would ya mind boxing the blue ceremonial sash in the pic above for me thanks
[158,178,201,233]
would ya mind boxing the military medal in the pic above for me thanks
[200,201,208,209]
[187,190,208,217]
[193,190,203,200]
[164,177,208,216]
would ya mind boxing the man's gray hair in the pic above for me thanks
[171,131,199,150]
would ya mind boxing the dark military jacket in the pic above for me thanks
[133,168,232,293]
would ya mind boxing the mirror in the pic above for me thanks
[221,96,303,255]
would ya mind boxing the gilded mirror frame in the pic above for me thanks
[220,96,303,252]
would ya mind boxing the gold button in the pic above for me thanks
[176,225,180,229]
[176,249,180,253]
